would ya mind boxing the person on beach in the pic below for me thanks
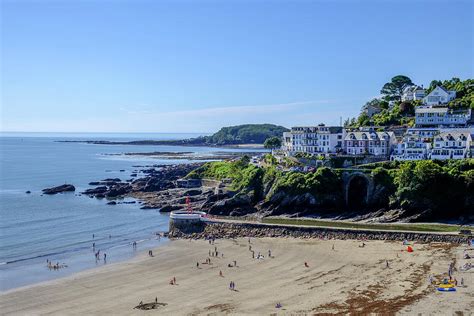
[386,260,389,268]
[173,277,176,284]
[332,244,335,251]
[196,262,199,268]
[268,250,272,257]
[155,297,158,303]
[233,260,237,267]
[104,253,107,261]
[219,270,223,277]
[93,234,95,239]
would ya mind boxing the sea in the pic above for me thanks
[0,132,263,291]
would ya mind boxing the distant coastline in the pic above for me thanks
[57,139,265,149]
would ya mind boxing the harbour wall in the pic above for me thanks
[168,221,470,244]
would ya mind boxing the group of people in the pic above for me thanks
[94,250,106,261]
[46,259,66,270]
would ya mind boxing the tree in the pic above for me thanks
[380,75,413,101]
[263,136,282,149]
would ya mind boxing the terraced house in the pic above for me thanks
[431,130,473,160]
[343,130,396,157]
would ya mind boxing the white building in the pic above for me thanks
[415,106,471,127]
[431,130,473,160]
[344,130,396,157]
[423,86,456,106]
[390,128,437,161]
[282,125,345,155]
[401,85,425,102]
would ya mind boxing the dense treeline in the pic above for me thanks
[202,124,289,145]
[187,158,474,220]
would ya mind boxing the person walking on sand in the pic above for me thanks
[332,244,335,251]
[219,270,223,277]
[386,260,389,268]
[268,249,272,257]
[104,253,107,261]
[173,277,176,284]
[155,297,157,303]
[196,262,199,268]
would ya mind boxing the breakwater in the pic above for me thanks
[168,221,469,244]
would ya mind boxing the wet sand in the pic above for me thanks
[1,238,472,315]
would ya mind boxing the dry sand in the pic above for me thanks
[1,238,472,315]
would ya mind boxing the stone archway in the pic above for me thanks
[343,172,373,210]
[347,175,368,210]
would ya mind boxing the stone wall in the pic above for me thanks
[169,221,469,244]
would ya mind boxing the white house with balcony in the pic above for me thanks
[390,128,436,161]
[282,125,345,155]
[431,130,473,160]
[415,106,471,128]
[344,130,396,157]
[423,86,456,106]
[401,85,425,102]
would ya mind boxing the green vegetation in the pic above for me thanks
[263,136,282,149]
[427,78,474,109]
[270,167,341,200]
[380,75,413,101]
[201,124,288,145]
[186,157,264,201]
[262,218,461,233]
[345,76,473,128]
[187,158,474,220]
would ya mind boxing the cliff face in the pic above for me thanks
[191,160,474,223]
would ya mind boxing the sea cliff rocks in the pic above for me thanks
[42,184,76,195]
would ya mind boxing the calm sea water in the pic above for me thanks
[0,133,262,291]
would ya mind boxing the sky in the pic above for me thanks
[1,0,473,133]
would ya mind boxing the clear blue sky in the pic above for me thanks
[1,0,473,133]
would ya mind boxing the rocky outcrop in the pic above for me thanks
[208,193,255,216]
[42,184,75,195]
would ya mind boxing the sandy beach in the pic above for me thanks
[1,237,472,315]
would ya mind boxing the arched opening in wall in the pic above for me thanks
[347,175,368,210]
